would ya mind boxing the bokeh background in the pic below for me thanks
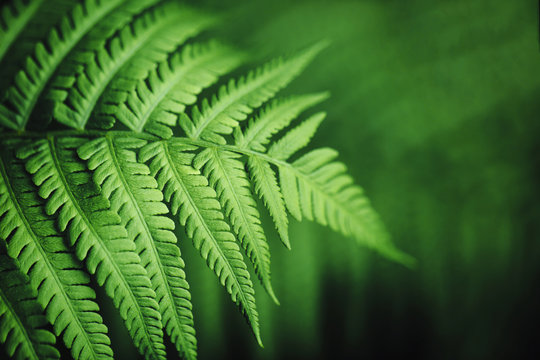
[102,0,540,359]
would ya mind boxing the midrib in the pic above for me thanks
[209,148,270,278]
[190,68,277,139]
[18,0,125,129]
[80,13,192,128]
[0,154,99,360]
[47,136,161,360]
[104,135,192,354]
[162,141,257,328]
[0,284,39,360]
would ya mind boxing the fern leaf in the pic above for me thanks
[247,156,290,249]
[0,0,44,63]
[0,143,113,360]
[235,93,329,152]
[279,148,415,266]
[277,165,303,222]
[17,137,167,360]
[0,0,131,130]
[139,139,262,346]
[268,112,326,160]
[174,127,412,265]
[107,41,242,138]
[180,42,327,144]
[51,2,212,130]
[0,0,414,355]
[194,148,277,303]
[0,250,59,360]
[78,135,197,360]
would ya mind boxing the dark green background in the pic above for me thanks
[106,0,540,358]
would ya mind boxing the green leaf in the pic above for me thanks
[281,148,415,267]
[18,137,167,360]
[0,249,59,360]
[0,141,113,360]
[181,42,327,144]
[78,135,197,360]
[139,139,262,346]
[247,155,290,249]
[51,2,212,130]
[277,165,302,222]
[0,0,45,63]
[267,112,326,160]
[0,0,418,357]
[194,148,278,303]
[107,41,242,138]
[0,0,129,130]
[235,92,329,152]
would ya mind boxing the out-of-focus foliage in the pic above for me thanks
[174,0,540,359]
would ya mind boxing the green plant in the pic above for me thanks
[0,0,413,359]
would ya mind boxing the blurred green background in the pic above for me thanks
[106,0,540,358]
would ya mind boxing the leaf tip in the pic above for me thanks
[265,281,280,306]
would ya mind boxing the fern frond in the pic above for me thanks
[0,0,44,62]
[233,108,325,249]
[0,251,59,360]
[17,137,167,360]
[139,140,262,346]
[0,0,414,356]
[0,143,113,360]
[51,2,212,131]
[0,0,133,130]
[78,135,197,360]
[105,41,242,138]
[268,112,326,160]
[279,148,415,266]
[241,109,414,264]
[194,148,277,303]
[234,93,329,152]
[180,42,327,144]
[247,156,290,249]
